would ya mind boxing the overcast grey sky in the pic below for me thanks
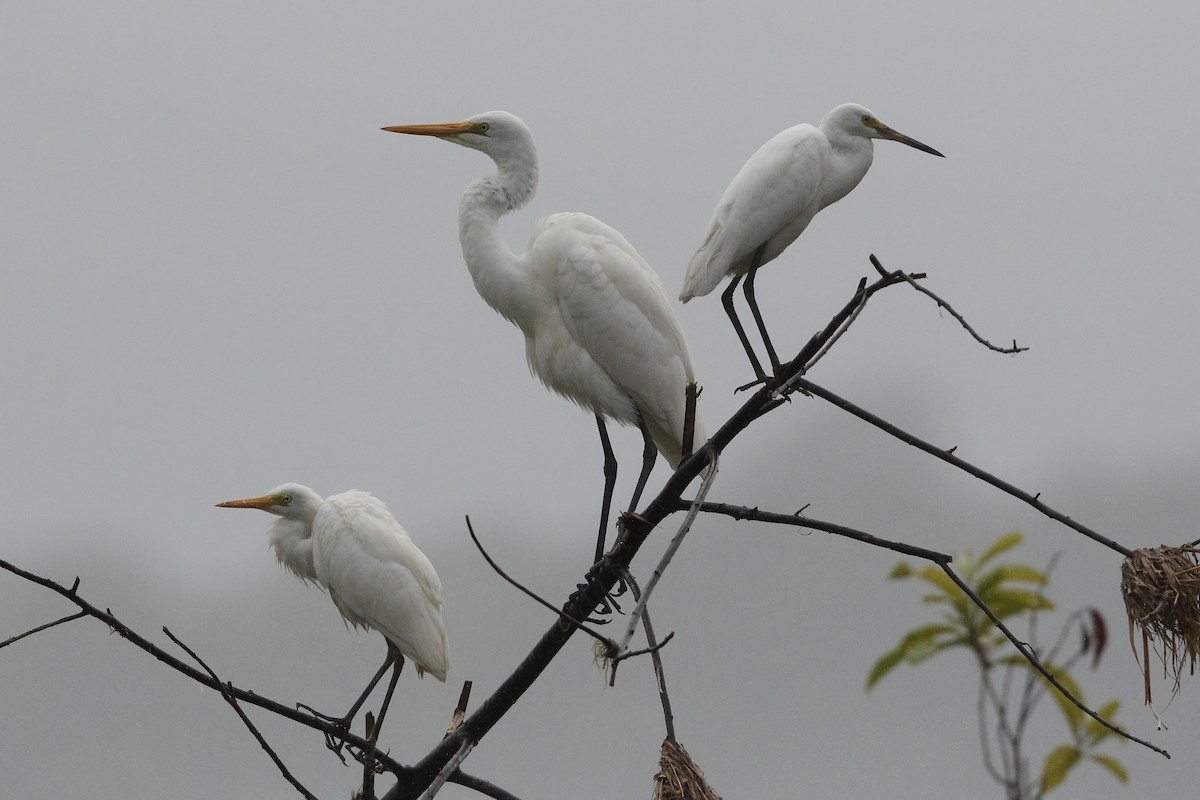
[3,2,1199,797]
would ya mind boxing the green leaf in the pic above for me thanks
[865,647,906,691]
[984,588,1054,620]
[977,531,1024,568]
[902,623,958,659]
[865,623,959,690]
[996,564,1048,585]
[975,564,1049,603]
[915,564,961,597]
[1089,754,1129,784]
[888,561,914,580]
[1041,744,1082,794]
[914,566,970,617]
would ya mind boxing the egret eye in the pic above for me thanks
[282,495,292,505]
[477,122,490,133]
[862,115,871,125]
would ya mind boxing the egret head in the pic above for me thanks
[383,110,535,162]
[824,103,944,157]
[216,483,323,522]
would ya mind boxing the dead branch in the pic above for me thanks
[163,626,318,800]
[0,558,406,775]
[464,516,610,647]
[1,610,86,650]
[939,564,1168,758]
[870,254,1027,355]
[794,378,1135,558]
[613,453,720,666]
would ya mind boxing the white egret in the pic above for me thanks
[383,111,705,564]
[680,103,944,379]
[216,483,448,733]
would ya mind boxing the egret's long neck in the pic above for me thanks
[457,148,539,327]
[822,132,874,209]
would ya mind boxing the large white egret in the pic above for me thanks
[216,483,448,732]
[383,111,705,564]
[680,103,944,379]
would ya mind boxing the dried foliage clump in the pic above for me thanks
[1121,545,1200,703]
[652,739,722,800]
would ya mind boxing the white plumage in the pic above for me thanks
[314,490,448,681]
[384,112,705,560]
[681,103,944,376]
[217,483,448,682]
[386,111,704,468]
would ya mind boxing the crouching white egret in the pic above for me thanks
[680,103,944,380]
[383,111,705,565]
[217,483,448,735]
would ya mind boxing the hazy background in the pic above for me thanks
[3,2,1198,797]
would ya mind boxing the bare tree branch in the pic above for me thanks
[613,452,720,665]
[939,563,1168,758]
[162,626,318,800]
[615,571,677,742]
[679,500,954,564]
[871,254,1027,355]
[794,378,1135,558]
[464,515,611,647]
[1,610,86,650]
[0,557,408,776]
[444,771,523,800]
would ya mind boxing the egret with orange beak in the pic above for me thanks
[384,111,706,569]
[217,484,448,735]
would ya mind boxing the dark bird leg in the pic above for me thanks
[370,645,405,737]
[298,645,397,756]
[341,650,394,725]
[594,415,618,564]
[361,645,404,795]
[576,415,626,618]
[721,274,768,382]
[742,242,781,376]
[627,414,658,515]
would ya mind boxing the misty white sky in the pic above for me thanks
[3,2,1199,798]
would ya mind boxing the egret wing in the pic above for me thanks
[313,492,449,681]
[682,123,828,299]
[538,213,702,465]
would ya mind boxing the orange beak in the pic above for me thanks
[215,493,285,510]
[381,121,475,137]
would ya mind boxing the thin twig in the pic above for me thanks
[773,265,920,397]
[617,571,677,741]
[939,564,1168,757]
[679,500,954,564]
[162,627,318,800]
[870,254,1027,355]
[614,453,719,661]
[1,610,86,649]
[464,516,610,647]
[802,276,870,374]
[796,378,1135,557]
[418,739,475,800]
[685,499,1164,757]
